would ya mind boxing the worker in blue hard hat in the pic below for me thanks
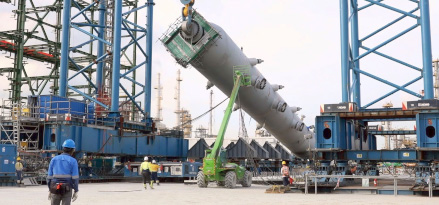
[47,139,79,204]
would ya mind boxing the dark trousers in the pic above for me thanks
[16,171,23,181]
[51,189,73,205]
[283,177,289,186]
[151,172,158,183]
[142,170,151,184]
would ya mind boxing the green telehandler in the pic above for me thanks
[197,71,252,189]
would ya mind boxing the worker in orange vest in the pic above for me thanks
[281,161,290,186]
[149,160,160,189]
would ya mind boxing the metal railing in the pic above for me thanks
[304,174,435,198]
[2,97,148,128]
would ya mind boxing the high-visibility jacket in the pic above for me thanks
[47,153,79,192]
[15,162,23,171]
[149,163,159,172]
[140,162,150,171]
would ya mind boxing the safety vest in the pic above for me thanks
[149,164,159,172]
[140,162,150,171]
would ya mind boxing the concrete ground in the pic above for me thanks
[1,182,438,205]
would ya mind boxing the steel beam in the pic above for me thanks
[144,0,154,117]
[360,45,422,72]
[110,0,123,113]
[363,76,422,108]
[131,1,138,121]
[355,24,419,62]
[358,0,383,11]
[120,84,143,115]
[97,0,105,96]
[340,0,349,102]
[71,1,97,20]
[121,21,147,56]
[364,0,419,19]
[352,68,422,97]
[68,85,108,109]
[59,0,72,97]
[360,8,419,42]
[350,0,361,106]
[11,0,26,102]
[123,18,147,31]
[420,0,433,99]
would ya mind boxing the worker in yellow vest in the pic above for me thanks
[140,156,151,189]
[149,160,160,189]
[15,157,24,184]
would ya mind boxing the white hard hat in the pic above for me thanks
[152,160,156,164]
[144,156,148,161]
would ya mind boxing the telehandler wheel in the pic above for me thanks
[241,171,252,187]
[225,171,237,189]
[197,171,208,188]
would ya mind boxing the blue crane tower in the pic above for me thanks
[0,0,196,185]
[315,0,438,193]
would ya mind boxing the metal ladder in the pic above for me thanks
[12,103,20,146]
[9,102,39,150]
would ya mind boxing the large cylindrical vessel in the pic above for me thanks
[161,11,315,158]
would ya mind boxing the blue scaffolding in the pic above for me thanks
[340,0,433,108]
[59,0,155,118]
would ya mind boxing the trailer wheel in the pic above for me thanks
[197,171,208,188]
[241,171,252,187]
[225,171,237,189]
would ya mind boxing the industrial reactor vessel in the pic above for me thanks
[160,9,315,159]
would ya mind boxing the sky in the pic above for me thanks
[0,0,438,149]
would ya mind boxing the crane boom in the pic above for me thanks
[208,72,242,159]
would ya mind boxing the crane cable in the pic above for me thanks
[176,97,229,129]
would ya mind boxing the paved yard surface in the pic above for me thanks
[0,182,438,205]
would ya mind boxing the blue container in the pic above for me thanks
[32,95,87,118]
[0,144,17,177]
[315,115,347,149]
[416,113,439,148]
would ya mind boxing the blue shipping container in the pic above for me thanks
[0,144,17,177]
[34,95,87,118]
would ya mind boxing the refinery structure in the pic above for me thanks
[0,0,438,201]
